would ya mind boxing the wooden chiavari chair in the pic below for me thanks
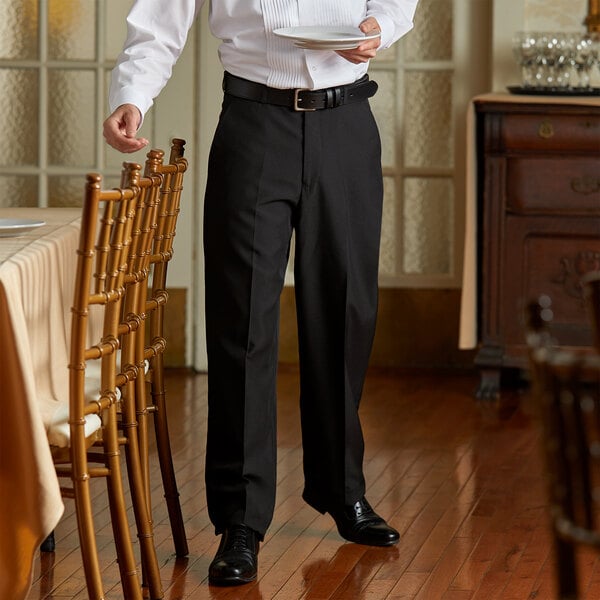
[46,163,160,600]
[526,300,600,600]
[139,139,189,557]
[72,159,167,597]
[114,165,165,598]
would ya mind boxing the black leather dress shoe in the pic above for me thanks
[330,497,400,547]
[208,524,259,586]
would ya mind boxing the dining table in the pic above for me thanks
[0,207,82,600]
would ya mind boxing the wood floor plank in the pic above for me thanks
[413,536,475,600]
[26,368,600,599]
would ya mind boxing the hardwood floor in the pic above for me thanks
[26,367,597,599]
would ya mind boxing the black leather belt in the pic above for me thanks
[222,72,378,111]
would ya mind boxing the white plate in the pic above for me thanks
[0,218,46,237]
[292,40,368,50]
[273,26,380,50]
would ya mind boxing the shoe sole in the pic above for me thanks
[352,537,399,547]
[338,531,400,547]
[208,574,257,587]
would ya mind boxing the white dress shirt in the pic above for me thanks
[109,0,418,117]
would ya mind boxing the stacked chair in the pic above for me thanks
[46,139,189,599]
[47,161,161,599]
[526,299,600,600]
[140,139,189,557]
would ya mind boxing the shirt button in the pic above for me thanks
[312,66,317,71]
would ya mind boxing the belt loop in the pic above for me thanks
[325,88,334,109]
[334,87,342,108]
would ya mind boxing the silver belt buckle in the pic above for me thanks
[293,88,316,112]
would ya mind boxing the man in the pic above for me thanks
[104,0,419,587]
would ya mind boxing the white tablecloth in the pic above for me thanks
[0,207,81,600]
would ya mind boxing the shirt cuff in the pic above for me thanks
[108,88,153,128]
[366,12,396,49]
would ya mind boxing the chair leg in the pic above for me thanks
[74,481,109,600]
[151,355,189,557]
[70,407,142,600]
[121,384,164,600]
[137,380,152,511]
[554,536,578,600]
[103,403,144,600]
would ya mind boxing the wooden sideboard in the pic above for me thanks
[474,98,600,398]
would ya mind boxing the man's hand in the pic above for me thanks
[102,104,149,153]
[336,17,381,64]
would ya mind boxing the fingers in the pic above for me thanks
[102,104,149,153]
[359,16,381,36]
[336,41,379,64]
[336,17,381,64]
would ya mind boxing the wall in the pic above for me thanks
[524,0,588,30]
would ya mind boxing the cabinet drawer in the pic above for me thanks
[505,157,600,214]
[502,216,600,348]
[499,113,600,152]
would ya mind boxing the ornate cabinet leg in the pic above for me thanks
[475,368,501,401]
[475,345,503,401]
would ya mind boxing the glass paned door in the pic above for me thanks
[0,0,154,208]
[370,0,490,288]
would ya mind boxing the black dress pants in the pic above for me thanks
[203,88,383,538]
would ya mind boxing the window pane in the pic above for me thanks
[48,176,84,207]
[0,176,38,207]
[0,69,39,166]
[379,177,397,277]
[405,0,453,62]
[403,177,453,275]
[373,44,396,63]
[48,174,123,207]
[48,0,96,60]
[105,0,133,61]
[404,70,453,169]
[48,69,96,167]
[0,1,38,59]
[370,70,396,169]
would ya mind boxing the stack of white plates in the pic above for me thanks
[273,26,380,51]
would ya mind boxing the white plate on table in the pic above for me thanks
[0,218,46,237]
[273,26,380,50]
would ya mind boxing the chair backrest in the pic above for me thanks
[145,138,187,273]
[65,160,162,450]
[123,166,162,289]
[143,139,188,360]
[69,163,142,436]
[117,165,163,386]
[526,301,600,597]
